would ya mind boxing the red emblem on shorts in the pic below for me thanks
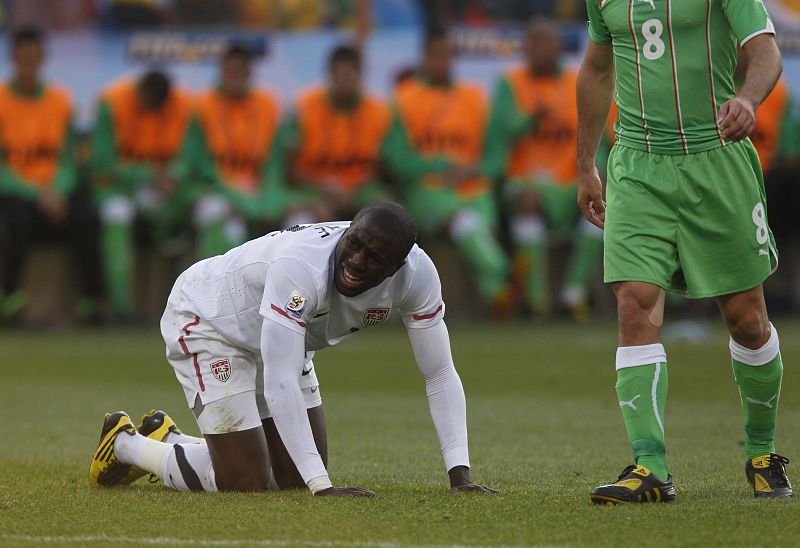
[363,307,390,326]
[210,358,231,383]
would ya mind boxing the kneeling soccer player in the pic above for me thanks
[90,202,497,496]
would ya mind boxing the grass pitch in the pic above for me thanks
[2,319,800,547]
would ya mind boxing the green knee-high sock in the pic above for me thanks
[731,331,783,459]
[197,220,230,259]
[101,222,134,316]
[516,242,547,309]
[616,358,669,480]
[564,233,603,294]
[454,225,509,299]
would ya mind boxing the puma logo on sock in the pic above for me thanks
[619,394,641,411]
[745,394,778,409]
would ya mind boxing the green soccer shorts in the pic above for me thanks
[405,183,499,236]
[604,140,778,298]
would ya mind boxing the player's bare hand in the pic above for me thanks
[717,96,756,142]
[450,483,499,494]
[444,163,477,186]
[577,167,605,229]
[314,486,375,497]
[38,190,68,224]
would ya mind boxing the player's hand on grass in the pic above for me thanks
[314,486,375,497]
[448,465,499,494]
[717,96,756,142]
[577,167,605,230]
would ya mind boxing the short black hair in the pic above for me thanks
[423,24,448,51]
[328,44,361,71]
[12,26,44,49]
[138,69,171,108]
[222,42,254,64]
[353,202,418,259]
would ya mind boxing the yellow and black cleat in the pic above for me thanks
[138,409,183,441]
[123,409,184,484]
[746,453,793,498]
[590,465,676,505]
[89,411,136,487]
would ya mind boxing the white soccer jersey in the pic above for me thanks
[176,222,445,352]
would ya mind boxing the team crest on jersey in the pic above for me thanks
[210,358,231,383]
[285,291,307,318]
[363,307,390,326]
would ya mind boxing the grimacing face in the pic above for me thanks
[333,222,407,297]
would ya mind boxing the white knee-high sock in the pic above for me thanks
[163,431,206,445]
[161,443,217,492]
[115,433,217,492]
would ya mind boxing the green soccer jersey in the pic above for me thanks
[587,0,774,155]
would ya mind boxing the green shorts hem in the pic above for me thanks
[603,271,774,300]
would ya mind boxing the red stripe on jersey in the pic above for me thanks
[413,304,443,321]
[271,303,307,327]
[705,0,725,147]
[627,0,650,151]
[178,315,205,392]
[666,0,689,154]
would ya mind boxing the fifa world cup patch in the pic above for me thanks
[285,290,307,319]
[210,358,232,383]
[363,307,390,326]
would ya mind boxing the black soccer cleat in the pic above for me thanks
[746,454,793,499]
[590,465,676,505]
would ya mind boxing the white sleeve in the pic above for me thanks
[261,319,328,489]
[407,320,470,471]
[259,258,318,335]
[399,250,445,329]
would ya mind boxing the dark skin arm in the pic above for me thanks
[718,33,782,142]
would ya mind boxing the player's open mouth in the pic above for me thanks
[341,266,363,288]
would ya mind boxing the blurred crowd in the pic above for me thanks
[1,12,798,327]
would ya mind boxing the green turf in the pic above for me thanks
[2,320,799,547]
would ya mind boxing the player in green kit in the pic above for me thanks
[577,0,791,503]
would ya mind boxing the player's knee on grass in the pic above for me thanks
[205,429,271,492]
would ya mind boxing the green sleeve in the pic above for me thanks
[722,0,775,45]
[777,95,800,158]
[380,109,450,184]
[479,76,533,180]
[257,123,289,220]
[0,129,38,198]
[90,100,154,192]
[0,166,38,198]
[586,0,612,44]
[52,118,77,196]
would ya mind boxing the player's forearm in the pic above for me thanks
[739,34,782,110]
[408,321,470,470]
[260,322,329,491]
[576,50,614,173]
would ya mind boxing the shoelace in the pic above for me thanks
[768,454,791,487]
[616,464,638,481]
